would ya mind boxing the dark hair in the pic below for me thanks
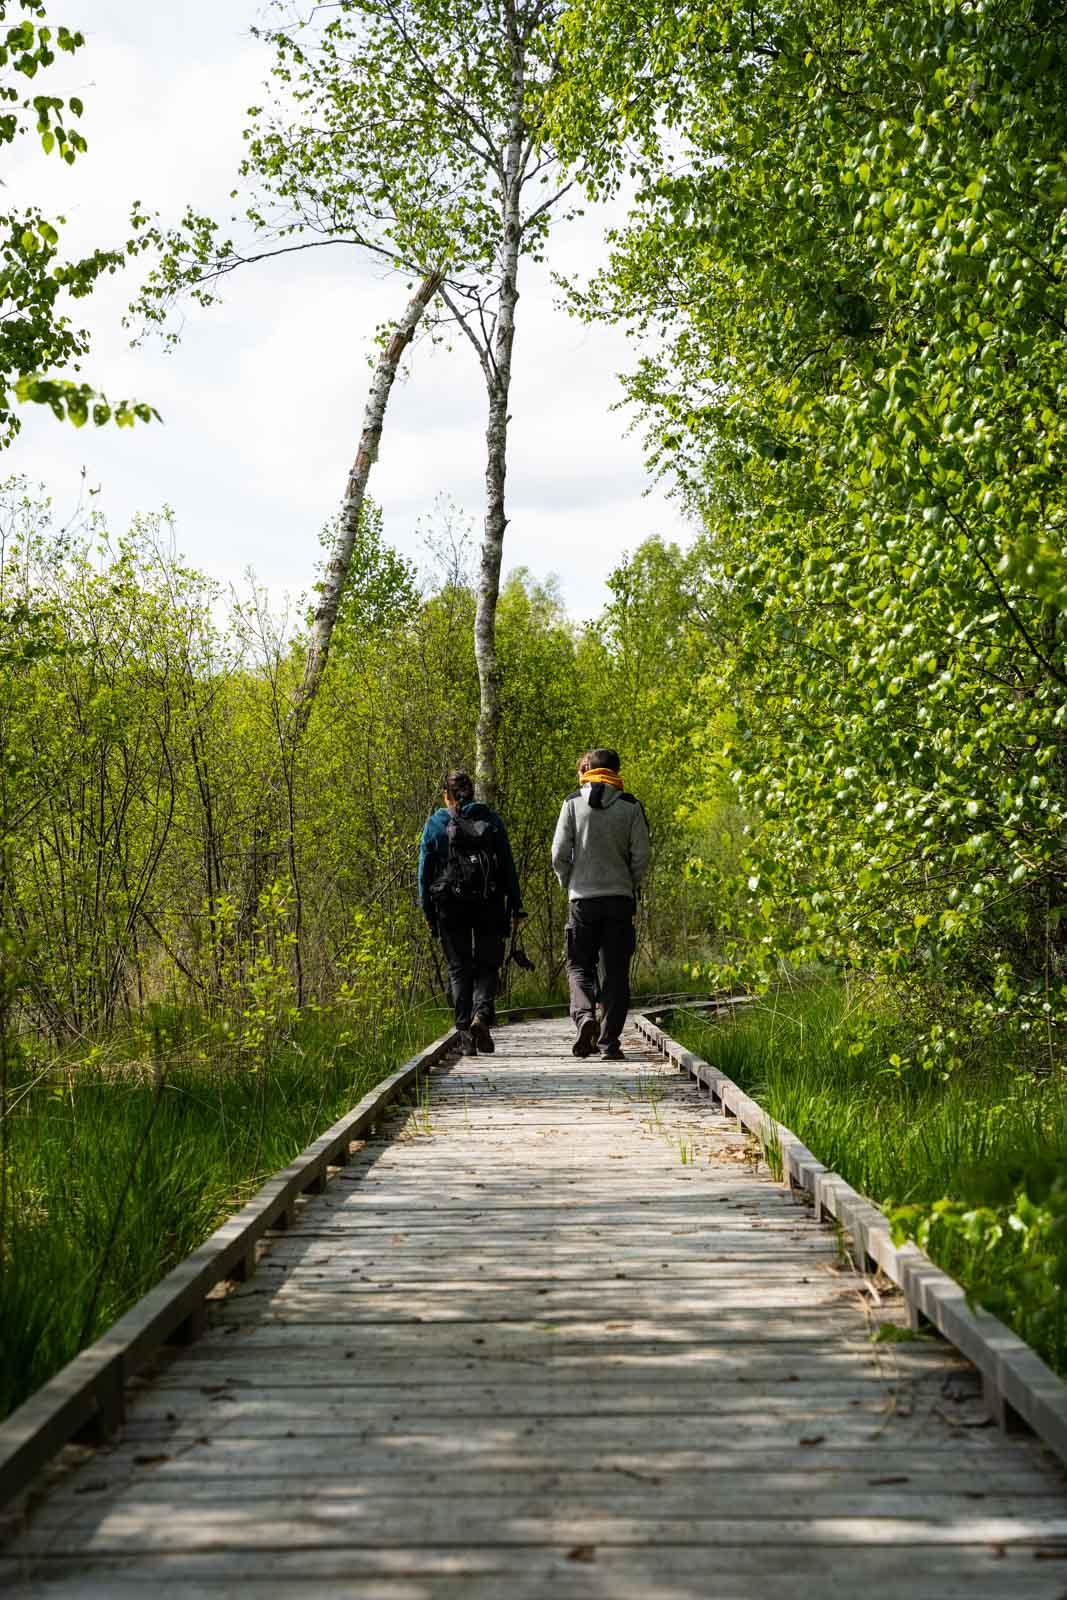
[443,768,475,804]
[577,748,621,776]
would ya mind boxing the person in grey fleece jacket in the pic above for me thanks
[551,747,650,1059]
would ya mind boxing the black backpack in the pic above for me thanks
[434,813,500,905]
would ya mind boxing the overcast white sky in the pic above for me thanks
[7,1,691,621]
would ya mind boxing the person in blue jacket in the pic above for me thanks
[419,768,524,1055]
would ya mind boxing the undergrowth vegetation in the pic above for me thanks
[0,480,731,1419]
[672,987,1067,1378]
[0,488,726,1037]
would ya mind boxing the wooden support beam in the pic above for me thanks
[634,1005,1067,1467]
[0,1025,460,1510]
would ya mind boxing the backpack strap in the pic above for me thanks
[620,791,650,837]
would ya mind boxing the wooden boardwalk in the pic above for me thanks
[4,1014,1067,1597]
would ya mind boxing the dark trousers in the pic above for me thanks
[438,905,506,1030]
[565,895,636,1049]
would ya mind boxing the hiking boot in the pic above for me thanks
[601,1042,624,1061]
[459,1029,478,1056]
[471,1014,495,1054]
[572,1015,598,1058]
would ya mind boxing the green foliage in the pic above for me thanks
[321,499,418,642]
[892,1176,1067,1364]
[673,983,1067,1376]
[0,483,701,1042]
[550,0,1067,1045]
[0,2,156,437]
[211,878,299,1057]
[246,0,523,267]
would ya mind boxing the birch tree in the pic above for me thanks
[292,269,443,736]
[136,0,581,801]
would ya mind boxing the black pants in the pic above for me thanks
[565,896,636,1050]
[438,905,506,1030]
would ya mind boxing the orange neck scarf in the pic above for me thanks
[580,768,624,790]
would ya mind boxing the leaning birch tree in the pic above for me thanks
[291,268,443,737]
[136,0,582,801]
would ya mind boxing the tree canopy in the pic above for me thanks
[548,0,1067,1057]
[0,1,155,436]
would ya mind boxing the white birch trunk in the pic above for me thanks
[292,268,443,737]
[238,268,441,937]
[474,57,525,806]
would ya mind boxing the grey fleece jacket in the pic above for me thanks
[551,783,650,902]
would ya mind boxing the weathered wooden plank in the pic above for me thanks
[2,1572,1058,1600]
[116,1386,944,1427]
[272,1218,828,1239]
[220,1276,862,1305]
[211,1288,855,1322]
[299,1197,807,1217]
[15,1503,1067,1553]
[6,1009,1065,1597]
[3,1548,1062,1600]
[63,1437,1046,1479]
[260,1206,835,1234]
[159,1372,960,1406]
[23,1482,1067,1527]
[634,1009,1067,1466]
[117,1412,1004,1446]
[55,1451,1052,1492]
[180,1321,876,1361]
[158,1346,964,1383]
[95,1435,1050,1485]
[250,1247,840,1272]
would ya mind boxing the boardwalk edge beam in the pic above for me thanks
[0,1026,460,1511]
[634,1007,1067,1469]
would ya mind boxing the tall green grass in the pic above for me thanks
[672,985,1067,1377]
[0,1001,450,1421]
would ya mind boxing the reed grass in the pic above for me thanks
[0,1001,450,1421]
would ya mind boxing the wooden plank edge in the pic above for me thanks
[0,1026,459,1510]
[633,1008,1067,1466]
[642,994,755,1024]
[496,992,718,1025]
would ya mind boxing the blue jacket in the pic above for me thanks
[418,801,523,922]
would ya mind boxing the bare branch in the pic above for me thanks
[438,282,495,385]
[521,177,576,233]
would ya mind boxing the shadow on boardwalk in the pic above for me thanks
[3,1017,1066,1597]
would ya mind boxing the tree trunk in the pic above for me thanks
[292,268,444,739]
[238,268,442,939]
[474,52,525,805]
